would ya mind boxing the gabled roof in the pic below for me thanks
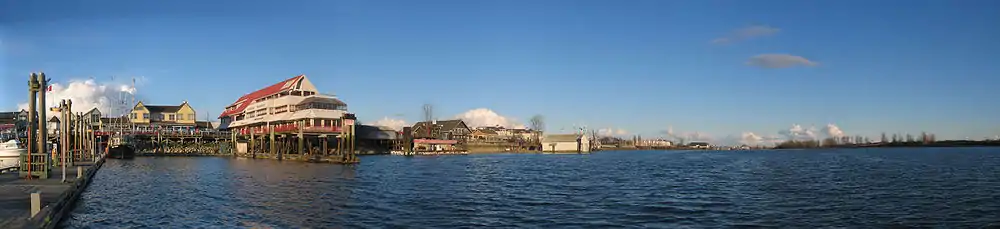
[543,134,583,142]
[84,107,101,116]
[219,75,308,118]
[145,105,182,113]
[413,119,469,132]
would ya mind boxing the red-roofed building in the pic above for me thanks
[217,75,352,135]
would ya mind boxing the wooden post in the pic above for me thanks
[297,120,304,156]
[322,136,328,156]
[269,124,276,159]
[30,192,41,217]
[250,132,255,158]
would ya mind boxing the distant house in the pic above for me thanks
[411,119,472,142]
[541,134,591,153]
[47,116,61,136]
[83,107,102,127]
[688,142,710,149]
[470,128,501,142]
[0,111,17,126]
[130,101,197,128]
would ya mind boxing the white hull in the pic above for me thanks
[0,149,24,168]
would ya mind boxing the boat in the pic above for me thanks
[108,135,135,159]
[1,139,26,169]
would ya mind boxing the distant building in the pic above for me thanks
[470,128,501,142]
[83,107,102,128]
[411,119,472,142]
[688,142,710,149]
[637,139,673,147]
[217,75,352,135]
[47,116,60,136]
[0,110,29,133]
[541,134,591,153]
[130,101,197,128]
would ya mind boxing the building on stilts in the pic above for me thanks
[217,75,358,163]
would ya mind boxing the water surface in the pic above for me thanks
[62,148,1000,228]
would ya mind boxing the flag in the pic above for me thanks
[47,85,52,92]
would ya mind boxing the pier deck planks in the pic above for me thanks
[0,162,97,229]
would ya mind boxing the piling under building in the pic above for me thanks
[216,75,358,163]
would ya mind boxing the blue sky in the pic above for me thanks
[2,0,999,143]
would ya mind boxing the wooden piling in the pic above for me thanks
[298,120,304,156]
[269,125,276,159]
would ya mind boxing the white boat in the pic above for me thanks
[0,139,26,169]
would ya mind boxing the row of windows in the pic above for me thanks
[131,113,196,121]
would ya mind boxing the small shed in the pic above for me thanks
[541,134,590,153]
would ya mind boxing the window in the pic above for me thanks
[188,114,195,120]
[169,114,175,121]
[143,113,149,120]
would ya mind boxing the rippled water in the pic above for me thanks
[62,147,1000,228]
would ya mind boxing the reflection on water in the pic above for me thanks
[63,148,1000,228]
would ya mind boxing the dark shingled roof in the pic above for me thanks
[412,119,467,132]
[0,112,17,120]
[145,105,182,113]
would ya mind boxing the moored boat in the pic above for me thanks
[108,135,135,159]
[0,139,26,169]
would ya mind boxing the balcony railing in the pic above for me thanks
[240,124,343,135]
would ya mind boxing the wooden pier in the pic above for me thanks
[233,121,359,164]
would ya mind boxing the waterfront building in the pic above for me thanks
[470,128,501,143]
[46,116,60,136]
[217,74,350,136]
[541,134,591,153]
[0,110,29,134]
[83,108,102,128]
[130,101,197,129]
[407,119,471,152]
[411,120,471,142]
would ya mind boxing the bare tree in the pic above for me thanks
[422,104,434,122]
[529,115,545,131]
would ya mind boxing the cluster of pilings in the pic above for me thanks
[133,137,231,155]
[234,121,359,163]
[19,72,101,181]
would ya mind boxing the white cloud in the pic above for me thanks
[17,78,138,119]
[658,126,712,143]
[747,54,818,68]
[685,132,713,142]
[597,127,629,137]
[454,108,524,129]
[740,132,764,145]
[778,124,818,141]
[821,124,845,138]
[371,117,407,131]
[712,25,780,44]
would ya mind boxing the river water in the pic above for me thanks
[61,147,1000,228]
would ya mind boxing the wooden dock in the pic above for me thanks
[0,159,104,229]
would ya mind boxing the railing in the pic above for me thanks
[241,125,343,135]
[93,128,232,137]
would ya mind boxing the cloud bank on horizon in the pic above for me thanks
[370,108,526,131]
[16,78,138,119]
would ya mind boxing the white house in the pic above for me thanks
[541,134,590,153]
